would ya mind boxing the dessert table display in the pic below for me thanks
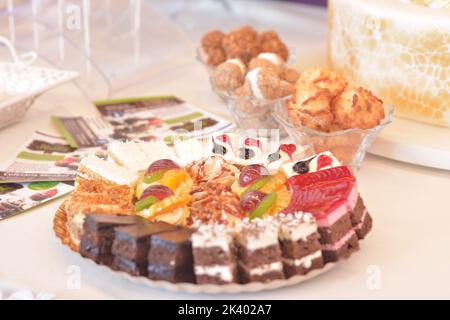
[0,0,449,299]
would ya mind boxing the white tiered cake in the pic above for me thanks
[329,0,450,127]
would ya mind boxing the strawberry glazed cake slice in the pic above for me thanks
[285,166,363,263]
[283,151,373,242]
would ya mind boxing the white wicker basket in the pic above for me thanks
[0,37,78,129]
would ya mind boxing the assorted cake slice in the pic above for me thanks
[235,219,285,283]
[276,212,324,277]
[192,224,238,284]
[286,165,360,262]
[147,228,196,283]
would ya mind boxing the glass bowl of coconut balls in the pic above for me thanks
[197,26,299,136]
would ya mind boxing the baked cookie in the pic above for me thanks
[288,81,334,131]
[331,86,385,130]
[299,68,347,97]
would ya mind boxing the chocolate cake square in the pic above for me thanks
[192,225,238,285]
[112,222,177,260]
[147,229,195,283]
[79,213,142,265]
[277,213,324,278]
[235,219,285,283]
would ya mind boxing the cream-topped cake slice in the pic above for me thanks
[174,139,204,166]
[137,140,178,164]
[78,155,139,186]
[108,140,151,172]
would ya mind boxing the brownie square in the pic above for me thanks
[147,229,195,283]
[79,213,142,265]
[112,221,177,261]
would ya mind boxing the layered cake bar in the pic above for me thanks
[147,229,195,283]
[235,219,285,283]
[192,224,238,285]
[112,222,177,276]
[277,212,324,277]
[286,166,360,263]
[79,213,141,265]
[350,196,373,240]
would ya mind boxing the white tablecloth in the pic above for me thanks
[0,0,449,299]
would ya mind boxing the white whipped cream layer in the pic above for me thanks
[192,225,233,252]
[282,250,322,268]
[237,219,280,251]
[278,213,318,242]
[194,265,233,282]
[248,261,283,276]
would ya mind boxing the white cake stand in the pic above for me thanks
[368,117,450,171]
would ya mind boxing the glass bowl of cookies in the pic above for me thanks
[273,68,394,169]
[197,26,298,135]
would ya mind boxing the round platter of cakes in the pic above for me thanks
[54,132,372,294]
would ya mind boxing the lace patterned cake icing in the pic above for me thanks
[329,0,450,127]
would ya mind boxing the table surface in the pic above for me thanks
[0,0,449,300]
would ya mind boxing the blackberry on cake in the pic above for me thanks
[192,224,238,284]
[276,212,324,277]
